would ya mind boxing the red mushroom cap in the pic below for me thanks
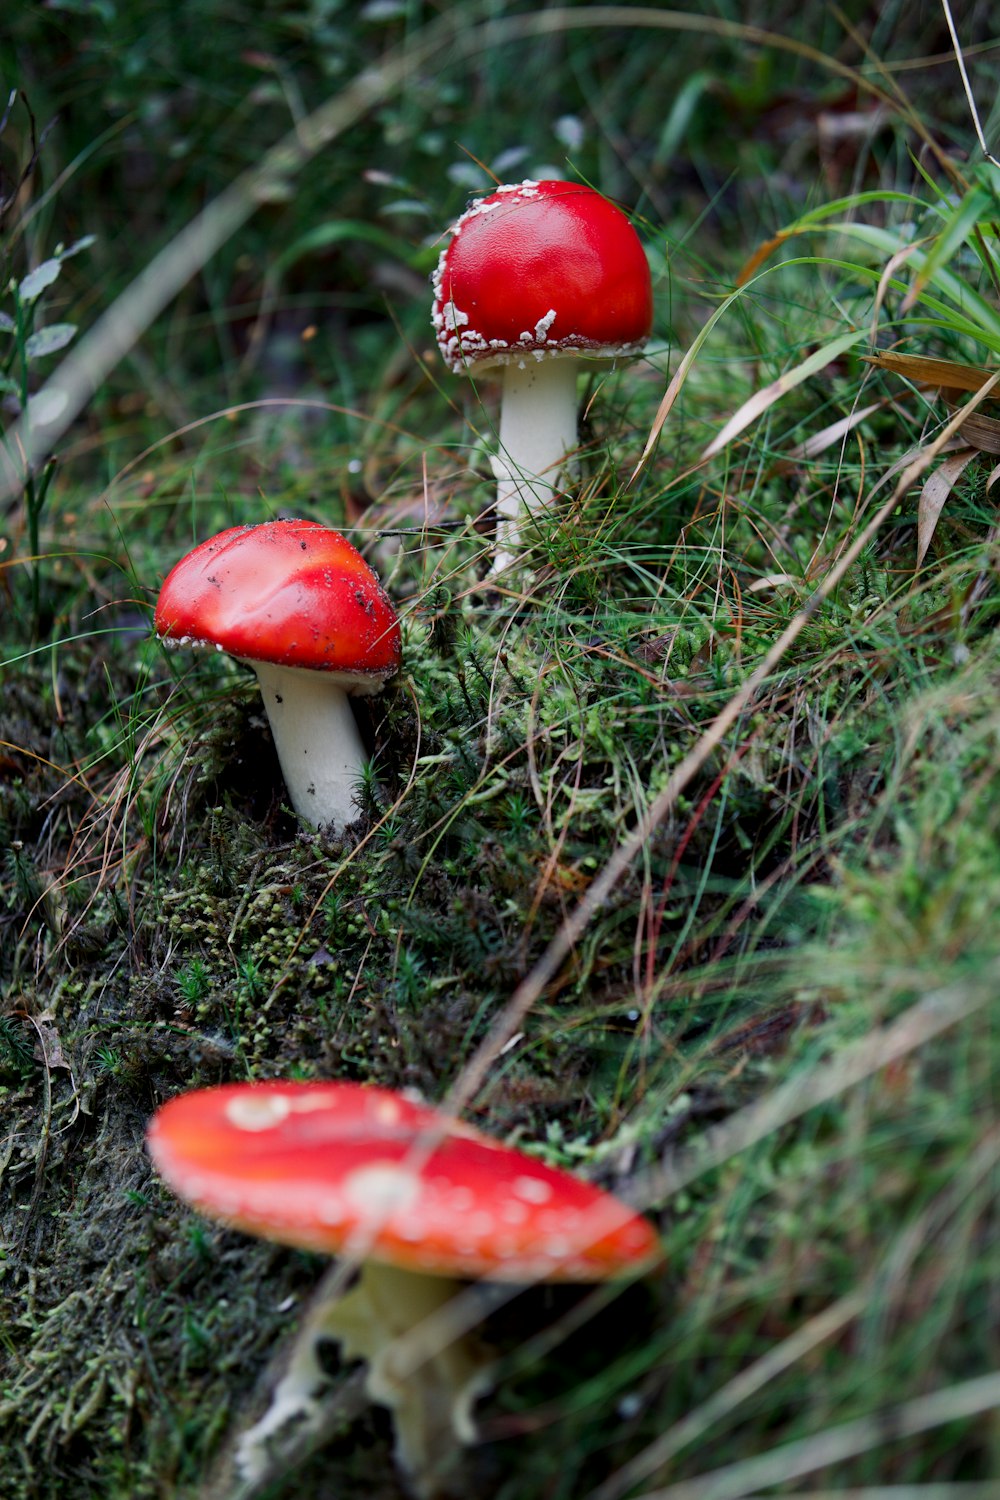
[147,1081,661,1282]
[432,179,653,375]
[154,519,401,682]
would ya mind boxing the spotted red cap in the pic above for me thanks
[154,519,401,682]
[432,179,653,375]
[147,1081,661,1282]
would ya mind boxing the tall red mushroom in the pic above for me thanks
[432,179,653,571]
[147,1080,660,1497]
[154,519,401,832]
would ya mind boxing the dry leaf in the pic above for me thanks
[29,1010,71,1071]
[863,350,996,392]
[868,350,1000,457]
[917,447,979,566]
[942,404,1000,456]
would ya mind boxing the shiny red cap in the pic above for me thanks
[154,519,401,680]
[147,1081,661,1282]
[432,179,653,374]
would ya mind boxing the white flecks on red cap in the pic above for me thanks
[147,1080,661,1282]
[432,179,653,375]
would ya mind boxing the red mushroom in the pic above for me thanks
[146,1080,660,1496]
[432,179,653,571]
[154,519,401,832]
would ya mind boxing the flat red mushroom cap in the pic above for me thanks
[147,1081,661,1282]
[432,179,653,374]
[154,520,401,680]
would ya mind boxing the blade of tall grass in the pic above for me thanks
[595,1117,1000,1500]
[730,1488,1000,1499]
[860,353,995,391]
[901,178,997,310]
[747,221,1000,348]
[631,1373,1000,1500]
[633,959,999,1205]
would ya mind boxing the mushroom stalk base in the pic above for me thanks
[490,357,579,574]
[250,661,369,832]
[236,1262,493,1500]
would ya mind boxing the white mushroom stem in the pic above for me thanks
[489,356,579,575]
[249,661,374,831]
[236,1262,494,1500]
[321,1262,493,1494]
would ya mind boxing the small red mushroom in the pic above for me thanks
[147,1080,660,1496]
[432,179,653,571]
[154,519,401,831]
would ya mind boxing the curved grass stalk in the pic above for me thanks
[0,6,946,505]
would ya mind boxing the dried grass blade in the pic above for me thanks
[631,294,738,481]
[735,229,794,286]
[702,328,865,461]
[942,0,1000,170]
[788,399,882,460]
[632,1371,1000,1500]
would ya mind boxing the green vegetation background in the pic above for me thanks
[2,3,999,1498]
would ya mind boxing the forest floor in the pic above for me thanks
[2,6,999,1498]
